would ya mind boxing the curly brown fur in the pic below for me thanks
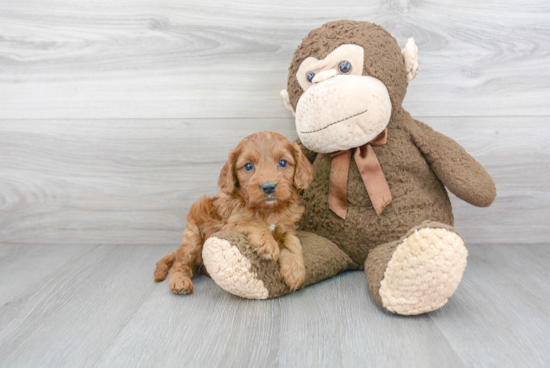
[154,131,313,293]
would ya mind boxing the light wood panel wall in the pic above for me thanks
[1,0,548,245]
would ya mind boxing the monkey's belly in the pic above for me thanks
[299,170,453,266]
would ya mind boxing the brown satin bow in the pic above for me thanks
[328,128,392,219]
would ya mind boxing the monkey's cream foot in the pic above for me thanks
[202,232,271,299]
[365,221,467,315]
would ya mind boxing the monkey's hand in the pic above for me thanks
[409,119,496,207]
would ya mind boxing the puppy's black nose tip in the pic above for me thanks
[261,182,277,194]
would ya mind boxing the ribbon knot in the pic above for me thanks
[328,128,392,219]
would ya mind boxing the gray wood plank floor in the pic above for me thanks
[0,243,548,367]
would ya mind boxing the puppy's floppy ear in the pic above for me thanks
[218,148,239,194]
[290,142,313,191]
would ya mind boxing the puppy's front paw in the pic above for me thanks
[279,250,306,291]
[169,275,194,294]
[249,233,280,261]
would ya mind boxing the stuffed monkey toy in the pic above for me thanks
[202,20,496,315]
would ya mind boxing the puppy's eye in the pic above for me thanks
[278,160,288,168]
[339,61,351,74]
[306,72,315,83]
[244,163,254,172]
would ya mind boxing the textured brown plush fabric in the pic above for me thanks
[297,111,456,265]
[297,231,358,289]
[211,230,357,298]
[364,239,399,307]
[289,21,495,266]
[365,221,463,308]
[407,117,497,207]
[297,106,495,265]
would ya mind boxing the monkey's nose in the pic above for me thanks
[261,182,277,194]
[312,69,337,83]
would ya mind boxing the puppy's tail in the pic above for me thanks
[154,251,176,282]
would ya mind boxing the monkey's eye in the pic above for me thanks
[306,72,315,83]
[244,163,254,172]
[278,159,288,168]
[339,61,352,74]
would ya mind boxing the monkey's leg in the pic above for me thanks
[166,225,204,295]
[202,231,358,299]
[365,221,467,315]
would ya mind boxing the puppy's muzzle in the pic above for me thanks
[261,182,277,194]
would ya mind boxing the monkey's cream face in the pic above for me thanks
[292,44,392,153]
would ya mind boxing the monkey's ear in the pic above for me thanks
[290,142,313,191]
[280,90,296,117]
[401,38,419,82]
[218,149,239,194]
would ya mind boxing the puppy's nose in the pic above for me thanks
[261,182,277,194]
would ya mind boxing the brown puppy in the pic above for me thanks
[154,131,313,294]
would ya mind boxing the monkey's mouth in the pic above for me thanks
[300,109,368,134]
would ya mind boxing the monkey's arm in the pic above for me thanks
[409,119,496,207]
[294,138,318,163]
